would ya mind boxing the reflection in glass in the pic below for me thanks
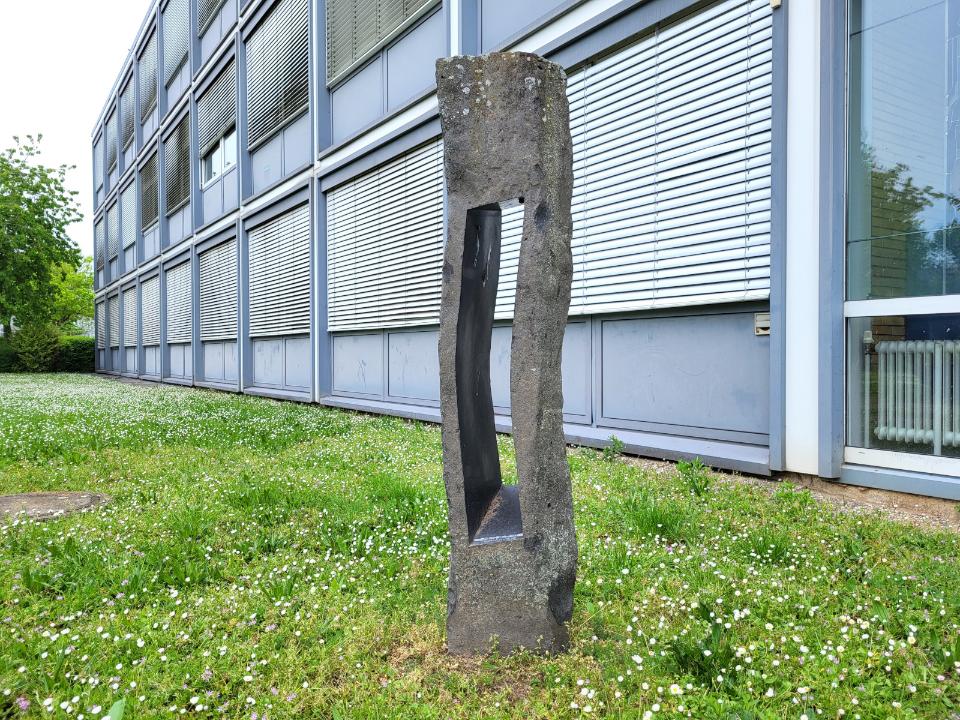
[847,314,960,458]
[847,0,960,300]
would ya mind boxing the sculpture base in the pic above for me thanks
[447,537,573,655]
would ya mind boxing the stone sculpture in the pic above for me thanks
[436,52,577,655]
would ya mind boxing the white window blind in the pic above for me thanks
[141,153,159,231]
[139,31,158,122]
[95,220,105,271]
[106,111,118,171]
[199,239,238,341]
[107,203,120,259]
[123,287,138,348]
[327,0,772,331]
[120,80,136,149]
[141,276,161,346]
[198,61,236,154]
[245,0,309,148]
[164,114,191,213]
[94,137,103,189]
[121,184,137,250]
[199,0,227,35]
[165,261,193,344]
[326,140,444,332]
[96,302,106,349]
[163,0,190,85]
[109,296,120,348]
[248,204,311,337]
[326,0,436,84]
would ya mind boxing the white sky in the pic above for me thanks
[0,1,152,258]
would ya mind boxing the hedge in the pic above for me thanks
[0,333,95,373]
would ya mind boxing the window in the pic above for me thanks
[139,31,158,122]
[245,0,309,148]
[202,129,236,185]
[325,0,437,84]
[164,115,191,214]
[846,0,960,470]
[198,60,237,186]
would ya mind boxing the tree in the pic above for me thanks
[50,256,94,332]
[0,135,83,334]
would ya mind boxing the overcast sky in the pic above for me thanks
[0,1,152,257]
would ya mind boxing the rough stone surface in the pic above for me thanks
[436,52,577,655]
[0,492,108,521]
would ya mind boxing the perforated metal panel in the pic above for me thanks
[108,296,120,348]
[107,203,120,258]
[248,204,310,337]
[139,31,158,121]
[327,140,444,331]
[326,0,436,84]
[96,302,106,349]
[141,276,161,345]
[199,239,238,341]
[120,80,136,149]
[199,0,227,34]
[163,0,190,84]
[140,153,159,231]
[121,184,137,250]
[165,261,193,344]
[164,114,191,213]
[198,60,236,154]
[123,287,138,347]
[245,0,309,148]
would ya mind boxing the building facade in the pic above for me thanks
[91,0,960,498]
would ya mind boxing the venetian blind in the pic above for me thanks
[199,0,227,35]
[123,287,138,347]
[199,239,238,341]
[141,153,159,231]
[198,60,236,154]
[245,0,309,148]
[109,296,120,348]
[163,0,190,85]
[106,111,119,171]
[248,204,311,337]
[121,184,138,250]
[326,0,436,84]
[166,261,193,344]
[141,276,161,345]
[120,80,136,149]
[326,139,444,331]
[107,203,120,259]
[96,302,106,349]
[95,220,105,270]
[139,31,158,122]
[164,114,191,213]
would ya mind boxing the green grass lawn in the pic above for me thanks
[0,374,958,719]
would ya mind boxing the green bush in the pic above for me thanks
[58,335,95,372]
[11,323,61,372]
[0,337,16,372]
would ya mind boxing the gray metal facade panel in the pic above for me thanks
[248,203,311,337]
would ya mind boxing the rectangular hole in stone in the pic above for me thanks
[458,200,524,545]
